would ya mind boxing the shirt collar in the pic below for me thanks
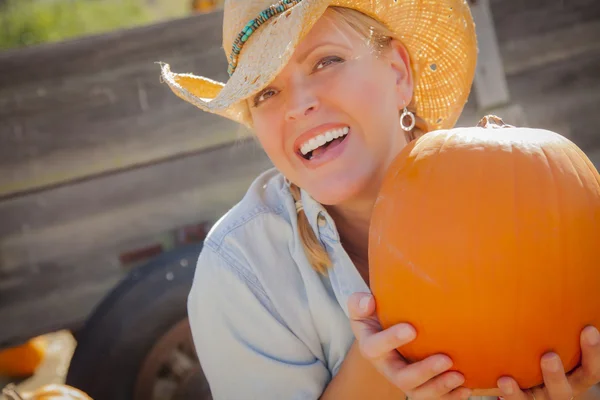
[299,188,340,241]
[297,187,371,317]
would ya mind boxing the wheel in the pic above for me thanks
[66,243,212,400]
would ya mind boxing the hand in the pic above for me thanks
[348,292,472,400]
[497,325,600,400]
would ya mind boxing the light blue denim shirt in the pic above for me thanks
[187,167,371,399]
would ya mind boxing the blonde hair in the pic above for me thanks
[291,6,428,275]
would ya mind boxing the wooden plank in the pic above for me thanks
[0,139,272,271]
[0,10,225,88]
[489,0,600,43]
[0,252,123,348]
[506,48,600,149]
[0,10,248,199]
[469,0,511,110]
[500,20,600,76]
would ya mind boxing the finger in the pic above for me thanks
[347,292,414,361]
[348,292,377,319]
[359,322,416,360]
[394,353,455,391]
[568,325,600,393]
[408,371,469,400]
[347,292,380,331]
[497,376,532,400]
[348,293,382,343]
[540,353,572,400]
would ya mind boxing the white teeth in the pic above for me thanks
[300,126,350,156]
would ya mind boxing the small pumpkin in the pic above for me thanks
[2,384,92,400]
[0,336,47,377]
[191,0,219,12]
[369,116,600,391]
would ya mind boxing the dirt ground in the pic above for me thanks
[0,331,76,399]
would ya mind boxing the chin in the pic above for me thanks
[302,172,375,206]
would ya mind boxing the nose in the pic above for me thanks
[284,80,319,121]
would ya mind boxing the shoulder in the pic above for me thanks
[188,167,328,332]
[187,167,328,355]
[190,167,308,303]
[205,167,295,250]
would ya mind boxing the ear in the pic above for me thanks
[388,39,414,109]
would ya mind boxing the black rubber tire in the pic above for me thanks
[65,242,209,400]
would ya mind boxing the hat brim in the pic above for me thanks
[160,0,477,131]
[160,0,331,130]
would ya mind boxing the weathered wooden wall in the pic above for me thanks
[0,11,240,198]
[0,11,273,347]
[0,0,599,347]
[487,0,600,165]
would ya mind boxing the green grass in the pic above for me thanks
[0,0,195,51]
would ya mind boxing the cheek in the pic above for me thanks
[254,125,280,156]
[250,111,289,165]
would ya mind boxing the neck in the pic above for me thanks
[325,193,377,272]
[321,136,408,282]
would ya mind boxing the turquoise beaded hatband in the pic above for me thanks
[228,0,304,76]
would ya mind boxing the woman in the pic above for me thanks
[160,0,600,399]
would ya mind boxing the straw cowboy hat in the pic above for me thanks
[159,0,478,132]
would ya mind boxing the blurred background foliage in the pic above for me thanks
[0,0,224,51]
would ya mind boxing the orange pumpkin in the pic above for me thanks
[2,384,92,400]
[0,336,47,377]
[191,0,219,12]
[369,116,600,391]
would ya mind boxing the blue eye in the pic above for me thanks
[253,88,278,106]
[314,56,344,71]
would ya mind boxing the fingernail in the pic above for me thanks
[359,295,371,312]
[498,378,514,395]
[446,373,464,388]
[433,356,452,372]
[586,326,600,346]
[542,354,561,372]
[397,325,416,341]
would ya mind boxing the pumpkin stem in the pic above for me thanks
[477,115,514,129]
[2,384,25,400]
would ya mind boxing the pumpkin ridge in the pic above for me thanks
[538,146,568,323]
[564,139,600,190]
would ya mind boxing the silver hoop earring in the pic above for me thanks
[400,107,416,132]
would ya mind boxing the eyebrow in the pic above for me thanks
[296,42,349,64]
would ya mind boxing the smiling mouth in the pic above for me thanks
[299,126,350,160]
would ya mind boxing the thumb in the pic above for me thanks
[348,292,376,320]
[348,292,385,346]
